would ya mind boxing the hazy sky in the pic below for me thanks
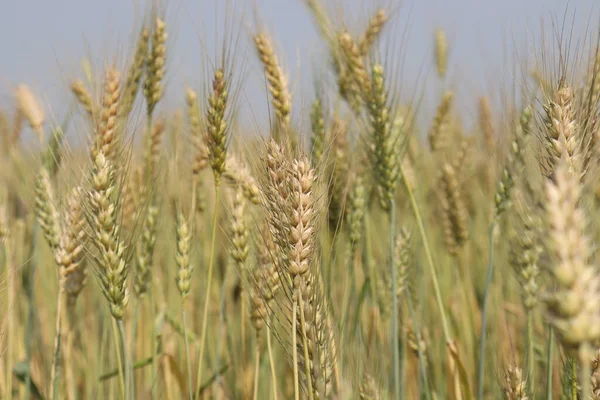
[0,0,598,135]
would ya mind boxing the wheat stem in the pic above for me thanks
[477,221,496,400]
[111,319,126,399]
[50,286,64,400]
[119,321,133,399]
[4,238,13,400]
[527,310,534,397]
[390,200,400,400]
[400,164,450,341]
[581,343,591,400]
[25,224,38,400]
[546,326,554,400]
[195,183,221,398]
[253,343,260,400]
[406,289,432,400]
[182,302,193,400]
[571,358,577,400]
[266,327,279,400]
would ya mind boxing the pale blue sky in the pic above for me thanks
[0,0,598,135]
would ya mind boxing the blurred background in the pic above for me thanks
[0,0,598,137]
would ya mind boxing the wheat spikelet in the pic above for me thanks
[327,118,348,233]
[504,365,528,400]
[134,205,158,297]
[57,187,88,307]
[35,168,61,250]
[338,69,363,115]
[70,79,94,118]
[310,96,326,168]
[509,213,541,311]
[186,88,209,176]
[223,154,260,204]
[206,69,229,183]
[288,158,334,397]
[434,28,448,78]
[439,163,469,255]
[229,187,249,269]
[379,228,413,317]
[261,140,290,260]
[428,91,453,153]
[175,212,192,298]
[545,161,600,358]
[145,117,166,179]
[358,9,388,56]
[543,86,581,176]
[86,153,129,320]
[93,67,121,161]
[407,319,428,353]
[121,166,143,232]
[345,171,366,250]
[254,32,292,131]
[286,157,317,280]
[338,32,372,98]
[494,106,533,218]
[122,27,150,117]
[15,84,45,142]
[367,64,402,210]
[250,222,281,338]
[259,145,334,396]
[144,18,167,116]
[359,373,381,399]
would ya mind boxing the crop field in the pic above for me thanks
[1,0,600,399]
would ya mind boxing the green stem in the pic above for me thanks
[266,327,279,400]
[581,344,591,400]
[215,274,226,400]
[117,320,131,400]
[131,300,141,370]
[399,312,406,400]
[150,282,158,400]
[4,238,14,400]
[406,292,432,400]
[99,356,154,381]
[182,302,193,400]
[571,358,577,400]
[25,223,38,400]
[253,344,260,400]
[50,287,64,400]
[111,320,126,399]
[477,221,496,400]
[390,201,400,400]
[401,165,450,343]
[546,326,554,400]
[527,310,534,397]
[195,183,221,398]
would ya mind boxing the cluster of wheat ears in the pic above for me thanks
[3,1,600,399]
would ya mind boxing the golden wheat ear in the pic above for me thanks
[545,160,600,376]
[253,31,292,133]
[85,152,129,320]
[503,365,527,400]
[15,84,45,143]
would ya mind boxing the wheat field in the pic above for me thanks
[2,1,600,399]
